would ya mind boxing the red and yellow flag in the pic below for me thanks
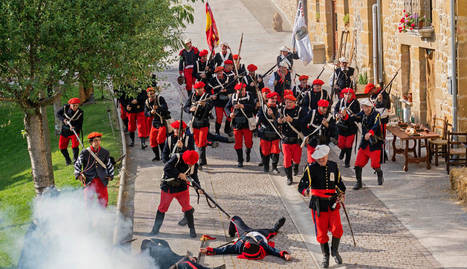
[205,2,219,52]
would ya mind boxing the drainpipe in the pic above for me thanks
[372,4,378,84]
[377,0,383,84]
[451,0,457,132]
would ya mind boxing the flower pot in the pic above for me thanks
[418,27,434,38]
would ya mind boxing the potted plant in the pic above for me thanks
[343,14,350,27]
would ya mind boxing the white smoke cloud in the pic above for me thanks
[13,188,156,269]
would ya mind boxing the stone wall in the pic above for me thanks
[271,0,296,28]
[457,1,467,131]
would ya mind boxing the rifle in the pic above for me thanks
[330,63,338,107]
[316,65,326,79]
[381,67,401,96]
[171,102,185,157]
[187,176,231,219]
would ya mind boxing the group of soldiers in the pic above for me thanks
[59,37,392,268]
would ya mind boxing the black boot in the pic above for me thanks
[178,207,193,226]
[123,119,129,133]
[320,243,330,268]
[258,146,264,166]
[344,148,352,168]
[263,155,270,172]
[285,167,293,185]
[185,208,197,238]
[152,147,160,161]
[331,237,343,264]
[271,154,280,175]
[224,121,233,137]
[375,168,384,185]
[150,210,165,235]
[293,163,299,176]
[273,217,286,232]
[61,149,72,165]
[246,148,251,162]
[141,137,147,150]
[236,149,244,167]
[353,166,363,190]
[129,132,135,147]
[72,147,79,163]
[200,147,207,166]
[339,149,345,160]
[215,122,221,136]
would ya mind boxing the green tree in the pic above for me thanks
[0,0,196,195]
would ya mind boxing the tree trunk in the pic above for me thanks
[24,106,55,195]
[79,75,94,103]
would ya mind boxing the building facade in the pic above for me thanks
[273,0,467,130]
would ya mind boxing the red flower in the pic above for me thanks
[401,18,405,23]
[410,27,413,30]
[411,23,415,27]
[403,9,406,13]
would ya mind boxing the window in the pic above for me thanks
[315,0,320,22]
[404,0,432,27]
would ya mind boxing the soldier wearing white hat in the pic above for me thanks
[179,38,199,94]
[277,45,298,70]
[329,56,355,97]
[213,41,233,68]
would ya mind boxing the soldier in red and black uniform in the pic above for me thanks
[193,49,212,84]
[367,83,391,161]
[301,79,329,112]
[334,88,361,167]
[279,94,306,185]
[223,59,236,86]
[151,150,201,238]
[273,62,292,102]
[126,88,149,149]
[184,82,213,169]
[179,39,199,93]
[144,87,171,161]
[330,57,355,98]
[162,120,195,164]
[226,83,255,167]
[74,132,114,208]
[57,97,84,165]
[257,92,281,173]
[352,98,384,189]
[298,145,346,268]
[293,75,311,105]
[207,66,233,136]
[115,90,129,132]
[303,99,335,164]
[243,64,264,109]
[233,54,246,77]
[213,42,233,68]
[257,87,272,167]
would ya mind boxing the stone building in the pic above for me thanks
[272,0,467,131]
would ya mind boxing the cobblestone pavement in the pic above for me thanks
[128,0,460,268]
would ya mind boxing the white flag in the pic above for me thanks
[292,0,313,65]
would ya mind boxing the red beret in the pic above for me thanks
[247,64,257,72]
[284,95,296,101]
[171,120,187,129]
[182,150,199,165]
[199,49,209,57]
[146,87,155,92]
[261,87,271,93]
[364,83,375,94]
[341,88,355,95]
[68,98,81,104]
[224,59,233,65]
[233,54,240,60]
[194,81,205,89]
[312,79,324,85]
[299,75,309,81]
[87,132,103,140]
[317,99,329,107]
[214,66,224,73]
[234,83,246,90]
[284,89,293,96]
[266,92,279,99]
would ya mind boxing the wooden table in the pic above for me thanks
[387,126,440,172]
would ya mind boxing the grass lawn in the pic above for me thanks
[0,88,123,267]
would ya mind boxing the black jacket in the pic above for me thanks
[370,90,391,124]
[144,95,171,128]
[257,105,281,141]
[334,98,360,136]
[280,106,306,144]
[335,67,355,90]
[207,75,231,107]
[225,92,255,130]
[243,73,264,101]
[303,109,335,147]
[162,131,195,163]
[56,104,84,137]
[74,147,114,186]
[193,59,212,84]
[353,109,383,151]
[213,52,233,67]
[179,47,199,72]
[161,154,200,194]
[276,52,299,69]
[184,92,213,129]
[300,89,329,112]
[125,89,147,113]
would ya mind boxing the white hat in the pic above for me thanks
[280,46,289,52]
[339,57,348,63]
[220,41,229,47]
[279,61,288,67]
[184,38,192,44]
[311,145,330,160]
[360,98,374,107]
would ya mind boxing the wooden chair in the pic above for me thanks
[446,131,467,173]
[429,116,451,166]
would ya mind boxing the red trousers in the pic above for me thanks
[282,143,301,168]
[338,134,355,149]
[311,207,343,244]
[234,128,253,150]
[306,145,316,164]
[183,68,194,92]
[355,146,381,169]
[145,116,153,137]
[215,106,231,124]
[158,189,192,213]
[193,127,209,147]
[59,135,79,150]
[128,112,147,137]
[149,126,167,147]
[120,104,127,120]
[260,139,280,156]
[84,178,108,208]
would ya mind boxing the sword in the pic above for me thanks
[337,188,356,247]
[197,234,216,260]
